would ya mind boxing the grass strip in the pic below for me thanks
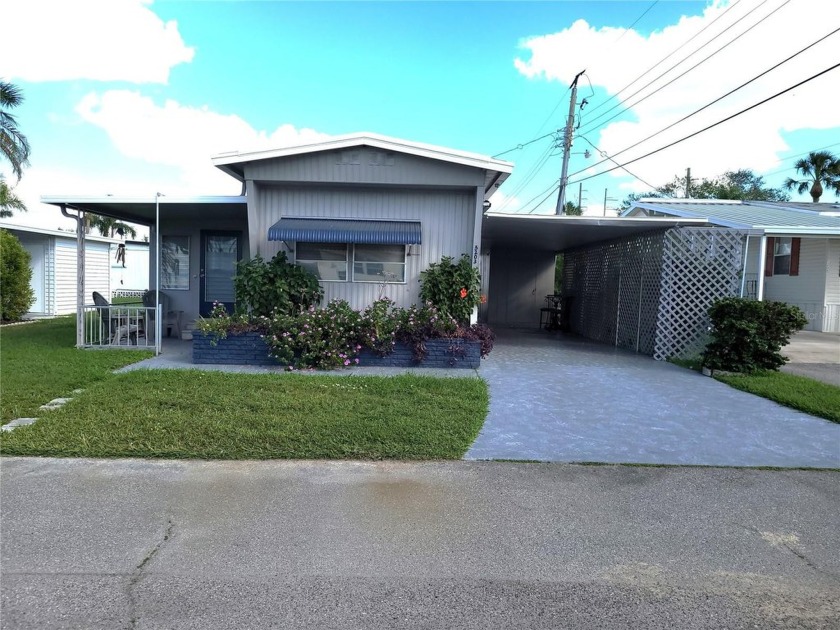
[0,370,489,460]
[1,317,152,423]
[714,370,840,424]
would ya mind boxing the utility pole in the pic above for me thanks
[685,167,691,198]
[578,182,584,212]
[602,189,617,216]
[555,69,586,215]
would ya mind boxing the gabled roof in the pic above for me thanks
[211,132,513,197]
[626,199,840,235]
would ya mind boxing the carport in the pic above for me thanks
[481,212,751,360]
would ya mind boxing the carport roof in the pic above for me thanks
[481,213,708,252]
[40,195,247,226]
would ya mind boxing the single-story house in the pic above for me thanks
[40,133,716,356]
[625,199,840,332]
[0,222,115,317]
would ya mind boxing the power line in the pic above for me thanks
[492,130,557,158]
[576,135,661,191]
[496,139,557,211]
[761,142,840,177]
[567,62,840,186]
[577,25,840,175]
[613,0,659,44]
[583,0,746,118]
[579,0,789,136]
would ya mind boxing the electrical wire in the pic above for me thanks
[566,62,840,186]
[583,0,746,117]
[578,25,840,174]
[496,139,557,211]
[613,0,659,44]
[576,135,662,191]
[492,130,558,158]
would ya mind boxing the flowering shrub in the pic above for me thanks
[419,254,481,325]
[196,302,266,345]
[265,300,363,370]
[234,251,323,318]
[196,298,494,370]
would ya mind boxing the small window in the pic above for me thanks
[774,237,792,275]
[296,242,348,281]
[353,244,406,283]
[161,236,190,290]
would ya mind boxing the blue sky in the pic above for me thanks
[2,0,839,230]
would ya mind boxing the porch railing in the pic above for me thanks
[82,304,158,349]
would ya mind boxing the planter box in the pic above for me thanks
[192,331,283,366]
[193,332,481,369]
[357,339,481,369]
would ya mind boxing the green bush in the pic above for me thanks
[233,251,322,318]
[0,229,34,321]
[702,297,807,372]
[419,254,482,325]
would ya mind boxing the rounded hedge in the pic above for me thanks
[1,229,35,321]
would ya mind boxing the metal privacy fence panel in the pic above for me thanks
[655,228,746,360]
[562,227,746,360]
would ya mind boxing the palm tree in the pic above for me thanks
[87,214,138,239]
[783,151,840,202]
[0,81,31,181]
[0,175,26,217]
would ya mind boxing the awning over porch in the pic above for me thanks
[268,217,422,244]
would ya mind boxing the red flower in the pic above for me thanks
[459,288,468,299]
[480,294,487,304]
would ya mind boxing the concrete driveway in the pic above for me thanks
[782,330,840,387]
[466,329,840,467]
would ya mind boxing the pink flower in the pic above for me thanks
[344,359,351,366]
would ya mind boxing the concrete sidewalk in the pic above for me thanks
[2,458,838,630]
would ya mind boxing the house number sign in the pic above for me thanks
[473,245,479,265]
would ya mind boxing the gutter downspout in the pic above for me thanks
[757,234,767,301]
[61,204,85,348]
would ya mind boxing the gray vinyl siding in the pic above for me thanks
[54,239,111,315]
[243,149,485,189]
[252,184,477,310]
[764,238,829,332]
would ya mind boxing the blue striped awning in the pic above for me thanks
[268,218,422,244]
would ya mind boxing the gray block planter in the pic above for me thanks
[192,331,283,366]
[357,339,481,369]
[193,331,480,369]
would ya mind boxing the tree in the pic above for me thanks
[86,214,138,239]
[0,81,31,182]
[0,176,26,218]
[562,201,582,216]
[621,169,789,210]
[783,150,840,202]
[0,229,35,321]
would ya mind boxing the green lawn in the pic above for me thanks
[0,370,489,460]
[714,371,840,424]
[0,317,152,424]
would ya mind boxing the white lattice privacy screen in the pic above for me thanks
[562,227,746,360]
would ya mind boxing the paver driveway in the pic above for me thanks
[466,329,840,467]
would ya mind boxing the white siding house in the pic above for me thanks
[110,241,149,294]
[626,200,840,332]
[1,223,115,316]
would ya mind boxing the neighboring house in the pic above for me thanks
[0,222,115,316]
[625,200,840,332]
[110,240,149,294]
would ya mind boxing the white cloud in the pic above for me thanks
[75,90,331,194]
[488,190,521,213]
[0,0,193,83]
[514,0,840,189]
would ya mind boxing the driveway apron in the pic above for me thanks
[466,329,840,467]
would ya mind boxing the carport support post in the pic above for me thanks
[60,204,85,348]
[757,235,767,301]
[471,185,483,324]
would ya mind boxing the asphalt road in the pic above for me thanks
[2,458,839,629]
